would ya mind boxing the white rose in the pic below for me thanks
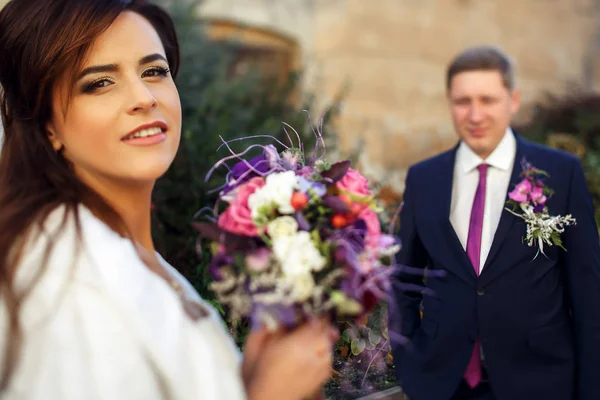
[288,273,315,302]
[247,189,272,221]
[267,216,298,239]
[248,171,298,220]
[272,231,327,277]
[264,171,298,214]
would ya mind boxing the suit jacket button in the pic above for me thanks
[477,287,484,296]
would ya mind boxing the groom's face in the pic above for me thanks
[447,70,521,159]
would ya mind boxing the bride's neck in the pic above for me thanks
[82,173,155,252]
[113,192,154,252]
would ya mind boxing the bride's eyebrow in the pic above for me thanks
[77,53,167,81]
[77,63,117,81]
[139,53,167,65]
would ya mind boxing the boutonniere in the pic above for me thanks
[505,158,576,258]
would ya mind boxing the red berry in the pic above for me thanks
[332,214,348,228]
[291,192,309,210]
[345,212,357,224]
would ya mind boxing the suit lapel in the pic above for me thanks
[479,136,528,285]
[435,147,478,283]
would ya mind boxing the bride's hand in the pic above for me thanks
[243,319,339,400]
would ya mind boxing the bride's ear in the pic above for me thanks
[46,122,64,152]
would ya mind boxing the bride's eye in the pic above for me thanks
[142,66,170,78]
[82,77,115,93]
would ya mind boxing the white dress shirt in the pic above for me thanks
[1,205,247,399]
[450,129,516,273]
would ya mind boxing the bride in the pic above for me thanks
[0,0,337,399]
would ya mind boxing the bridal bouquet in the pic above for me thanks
[505,157,576,257]
[193,121,399,330]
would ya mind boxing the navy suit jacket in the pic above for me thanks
[390,134,600,400]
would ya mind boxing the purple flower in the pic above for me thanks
[233,156,269,179]
[296,166,314,179]
[520,157,533,174]
[334,245,349,264]
[280,150,303,170]
[263,144,280,167]
[331,219,367,253]
[352,219,368,243]
[245,248,272,272]
[209,251,234,280]
[330,224,367,268]
[339,263,362,298]
[250,303,298,330]
[294,212,310,231]
[378,234,399,249]
[323,194,351,214]
[222,156,270,194]
[297,176,326,197]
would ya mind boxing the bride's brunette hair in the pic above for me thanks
[0,0,179,390]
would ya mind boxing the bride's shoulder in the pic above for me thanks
[17,204,139,287]
[24,203,130,255]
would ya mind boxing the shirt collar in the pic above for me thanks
[456,128,516,173]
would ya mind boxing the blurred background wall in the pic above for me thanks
[197,0,600,190]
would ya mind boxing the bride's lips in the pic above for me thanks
[121,121,168,146]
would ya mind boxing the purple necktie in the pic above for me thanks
[464,163,488,388]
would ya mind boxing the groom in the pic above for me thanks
[389,45,600,400]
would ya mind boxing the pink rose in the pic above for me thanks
[218,177,266,236]
[530,186,547,206]
[337,168,371,196]
[359,208,381,251]
[508,179,532,204]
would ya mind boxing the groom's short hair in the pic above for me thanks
[446,45,515,91]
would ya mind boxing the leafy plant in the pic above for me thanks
[326,302,398,398]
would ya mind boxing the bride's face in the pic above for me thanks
[47,11,181,188]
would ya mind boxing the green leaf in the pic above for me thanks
[368,330,382,346]
[551,232,567,251]
[342,328,353,343]
[351,339,366,355]
[505,199,520,211]
[533,168,550,177]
